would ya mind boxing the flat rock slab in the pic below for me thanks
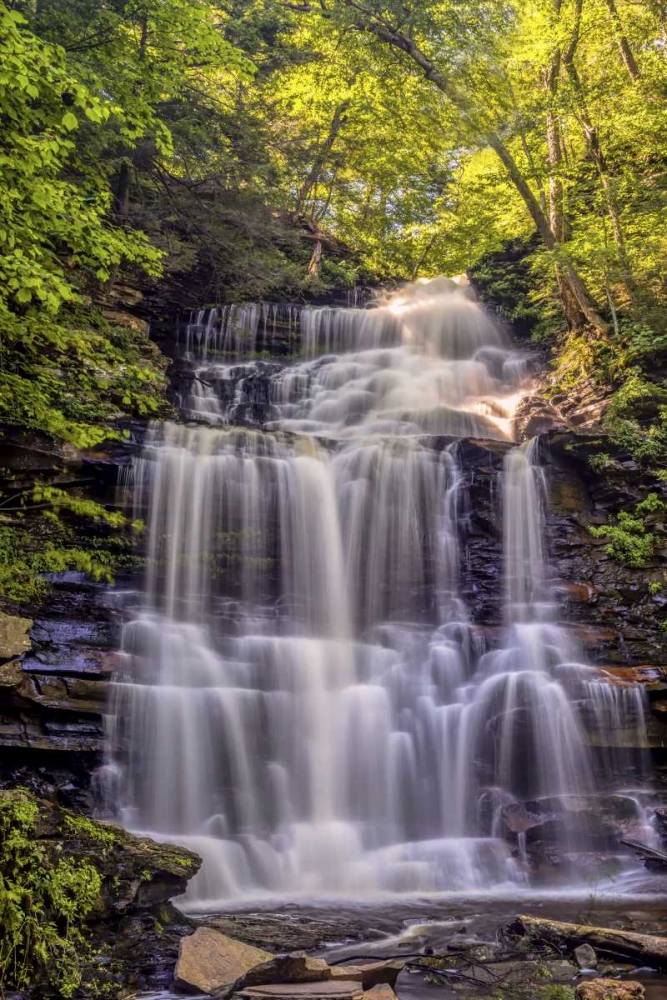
[175,928,273,996]
[236,983,364,1000]
[241,954,333,988]
[329,962,404,988]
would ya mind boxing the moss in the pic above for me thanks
[63,814,118,849]
[0,790,102,998]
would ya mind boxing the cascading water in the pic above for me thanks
[106,278,654,906]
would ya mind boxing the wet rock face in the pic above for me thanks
[500,794,654,855]
[457,438,509,626]
[0,528,126,804]
[513,396,567,440]
[543,431,667,667]
[0,582,115,792]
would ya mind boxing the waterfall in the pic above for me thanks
[106,278,653,905]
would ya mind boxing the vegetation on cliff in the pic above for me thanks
[0,789,200,998]
[0,790,103,997]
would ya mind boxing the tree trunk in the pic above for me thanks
[543,16,587,329]
[293,100,350,219]
[509,81,547,213]
[307,237,323,276]
[113,161,131,218]
[604,0,641,80]
[563,8,636,298]
[410,232,439,280]
[510,915,667,969]
[350,10,609,334]
[487,134,607,332]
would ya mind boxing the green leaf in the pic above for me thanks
[61,111,78,131]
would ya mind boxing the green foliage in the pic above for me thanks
[0,484,145,604]
[0,527,115,602]
[0,5,171,445]
[468,238,563,341]
[0,791,102,997]
[0,310,172,448]
[590,493,666,568]
[588,453,612,473]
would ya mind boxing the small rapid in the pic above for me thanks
[104,278,656,907]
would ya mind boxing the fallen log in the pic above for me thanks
[621,838,667,870]
[508,916,667,970]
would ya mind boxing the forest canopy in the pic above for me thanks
[0,0,666,452]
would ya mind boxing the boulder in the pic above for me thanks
[574,944,598,969]
[222,951,405,1000]
[575,981,645,1000]
[174,928,273,996]
[328,966,364,982]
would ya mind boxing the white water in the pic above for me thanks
[106,279,654,907]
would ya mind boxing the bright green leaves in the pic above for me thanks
[61,109,78,130]
[0,3,176,446]
[0,4,162,326]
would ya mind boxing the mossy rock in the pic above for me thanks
[0,790,201,998]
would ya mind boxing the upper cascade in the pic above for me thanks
[178,279,532,441]
[103,278,655,907]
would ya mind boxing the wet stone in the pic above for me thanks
[575,944,599,969]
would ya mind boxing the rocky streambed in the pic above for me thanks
[127,898,667,1000]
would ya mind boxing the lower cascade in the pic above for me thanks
[105,280,654,906]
